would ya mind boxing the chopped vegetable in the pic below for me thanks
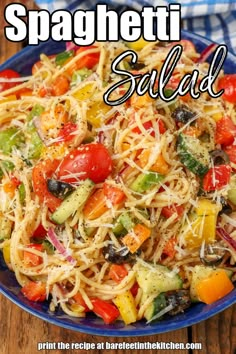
[177,133,209,176]
[103,183,126,205]
[23,244,43,267]
[47,228,76,265]
[215,116,236,146]
[202,164,231,192]
[51,179,94,224]
[122,224,151,253]
[0,127,24,154]
[91,298,119,324]
[196,270,234,304]
[113,290,137,324]
[218,74,236,104]
[108,264,128,283]
[130,172,164,193]
[83,188,108,220]
[21,281,47,302]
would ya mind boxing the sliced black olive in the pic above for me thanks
[219,196,233,215]
[128,61,145,70]
[171,105,196,124]
[47,179,75,199]
[210,149,229,166]
[200,242,225,266]
[102,244,137,264]
[165,290,191,315]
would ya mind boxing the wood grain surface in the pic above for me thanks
[0,1,236,353]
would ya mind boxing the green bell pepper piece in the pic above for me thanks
[55,50,74,67]
[0,128,24,154]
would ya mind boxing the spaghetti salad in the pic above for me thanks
[0,39,236,325]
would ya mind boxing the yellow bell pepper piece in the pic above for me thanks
[3,242,11,265]
[126,37,150,51]
[0,95,17,103]
[184,199,221,248]
[73,83,95,101]
[204,105,223,122]
[113,290,137,325]
[86,101,110,128]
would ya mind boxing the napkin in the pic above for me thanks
[35,0,236,53]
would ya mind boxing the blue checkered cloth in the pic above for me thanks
[35,0,236,54]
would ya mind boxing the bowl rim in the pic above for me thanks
[0,29,236,336]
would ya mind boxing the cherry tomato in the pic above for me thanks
[21,281,47,302]
[58,143,112,184]
[215,116,236,146]
[202,164,231,192]
[32,159,61,212]
[218,74,236,104]
[0,69,20,92]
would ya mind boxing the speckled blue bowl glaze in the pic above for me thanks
[0,30,236,336]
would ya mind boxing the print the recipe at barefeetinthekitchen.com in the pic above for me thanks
[37,341,202,350]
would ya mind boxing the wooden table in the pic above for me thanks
[0,1,236,353]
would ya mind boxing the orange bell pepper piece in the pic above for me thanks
[83,189,109,220]
[122,224,151,253]
[196,270,234,304]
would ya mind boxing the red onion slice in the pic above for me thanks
[48,227,77,265]
[66,42,79,52]
[216,227,236,251]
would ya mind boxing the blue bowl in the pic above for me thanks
[1,31,236,336]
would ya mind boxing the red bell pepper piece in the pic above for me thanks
[202,164,231,192]
[215,116,236,146]
[91,298,120,324]
[73,293,90,312]
[162,236,177,259]
[23,244,44,266]
[108,264,128,283]
[224,145,236,164]
[75,46,100,69]
[32,224,47,239]
[21,281,47,302]
[103,183,126,205]
[161,204,184,219]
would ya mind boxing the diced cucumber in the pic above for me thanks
[134,262,182,294]
[144,293,167,321]
[51,179,94,224]
[113,212,134,237]
[177,133,210,176]
[130,172,164,193]
[190,265,233,301]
